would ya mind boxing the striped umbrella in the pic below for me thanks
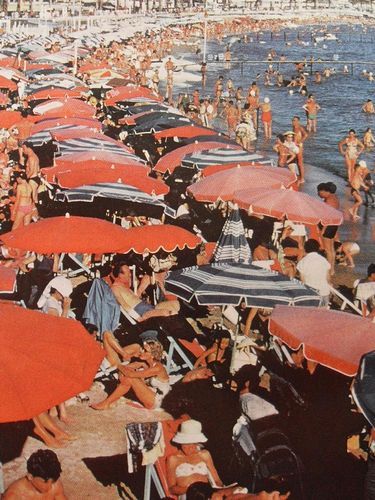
[165,262,320,308]
[55,182,166,207]
[213,207,251,264]
[181,148,274,169]
[56,137,136,159]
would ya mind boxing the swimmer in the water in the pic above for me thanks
[362,99,375,114]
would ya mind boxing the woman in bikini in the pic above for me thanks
[91,339,170,410]
[11,171,34,230]
[338,129,365,183]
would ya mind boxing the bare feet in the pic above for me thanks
[90,401,113,411]
[33,427,67,448]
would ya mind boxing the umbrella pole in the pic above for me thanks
[0,461,4,495]
[229,311,241,375]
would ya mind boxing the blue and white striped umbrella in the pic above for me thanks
[213,208,251,264]
[181,148,273,169]
[55,182,165,207]
[165,262,320,308]
[56,137,137,159]
[27,125,86,147]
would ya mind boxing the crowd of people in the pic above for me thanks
[1,12,375,500]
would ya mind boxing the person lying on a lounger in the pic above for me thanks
[109,262,180,322]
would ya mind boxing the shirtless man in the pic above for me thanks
[292,116,308,183]
[362,99,375,114]
[10,109,33,165]
[224,100,239,138]
[22,141,40,210]
[110,262,179,321]
[349,163,368,220]
[302,94,320,133]
[165,57,175,76]
[338,129,365,183]
[3,449,66,499]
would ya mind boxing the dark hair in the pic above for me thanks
[22,141,33,149]
[304,238,320,253]
[233,364,261,392]
[325,182,337,194]
[367,263,375,277]
[349,129,356,134]
[277,133,285,142]
[111,261,128,278]
[186,481,214,500]
[21,109,28,118]
[27,449,62,481]
[317,182,328,192]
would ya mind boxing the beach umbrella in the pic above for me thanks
[352,351,375,427]
[105,86,161,106]
[30,117,102,135]
[200,162,274,177]
[54,170,169,194]
[117,224,201,254]
[188,166,296,202]
[182,148,274,170]
[26,87,89,102]
[131,113,193,135]
[33,98,96,119]
[153,125,218,140]
[269,305,375,377]
[234,188,343,226]
[0,92,9,106]
[55,136,137,159]
[0,302,104,423]
[212,207,251,264]
[0,76,17,91]
[154,141,243,174]
[0,215,134,254]
[0,110,22,129]
[27,125,99,148]
[52,150,147,170]
[165,263,320,307]
[0,267,17,294]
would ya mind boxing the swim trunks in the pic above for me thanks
[133,301,154,316]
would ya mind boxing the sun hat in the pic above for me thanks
[139,330,159,342]
[172,419,208,444]
[359,160,367,169]
[284,130,295,136]
[264,97,270,103]
[37,276,73,308]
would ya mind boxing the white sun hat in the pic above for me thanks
[172,419,208,444]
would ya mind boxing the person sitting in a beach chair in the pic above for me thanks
[107,261,180,322]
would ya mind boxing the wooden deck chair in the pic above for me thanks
[165,337,206,374]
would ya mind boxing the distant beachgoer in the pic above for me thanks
[224,100,239,138]
[338,129,365,182]
[246,89,259,129]
[22,141,40,208]
[292,116,308,183]
[260,97,272,139]
[362,99,375,114]
[273,134,297,174]
[335,241,360,268]
[314,71,322,83]
[349,163,369,220]
[303,94,320,132]
[224,46,231,68]
[3,449,66,499]
[11,171,34,230]
[363,127,375,149]
[317,182,340,273]
[358,160,375,206]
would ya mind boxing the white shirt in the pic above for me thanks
[297,252,331,296]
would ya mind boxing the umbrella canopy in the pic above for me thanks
[182,149,274,170]
[0,110,22,129]
[33,99,95,119]
[30,117,102,135]
[0,267,17,294]
[188,166,296,202]
[27,125,98,148]
[165,263,320,307]
[132,113,192,135]
[55,183,167,207]
[153,125,218,140]
[154,142,242,174]
[117,224,201,254]
[0,302,104,423]
[269,305,375,377]
[234,188,343,226]
[56,136,137,159]
[55,170,168,194]
[27,87,89,102]
[1,215,133,254]
[213,207,251,264]
[352,351,375,427]
[201,162,273,177]
[52,150,147,170]
[105,86,162,106]
[0,75,17,91]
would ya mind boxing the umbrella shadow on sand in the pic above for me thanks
[82,454,144,499]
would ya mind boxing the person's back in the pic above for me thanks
[297,239,330,303]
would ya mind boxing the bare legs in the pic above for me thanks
[138,300,180,322]
[91,377,156,410]
[33,412,77,448]
[103,333,141,367]
[349,191,362,220]
[322,237,335,275]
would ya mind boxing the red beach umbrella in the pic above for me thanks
[0,76,17,91]
[105,86,162,106]
[0,110,22,129]
[154,141,242,174]
[27,87,89,102]
[1,215,132,254]
[201,162,274,177]
[269,305,375,377]
[30,117,102,135]
[188,166,296,202]
[0,267,17,294]
[153,125,218,139]
[234,188,343,226]
[0,302,104,423]
[117,225,201,254]
[33,98,96,119]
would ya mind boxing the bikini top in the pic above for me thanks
[175,461,209,478]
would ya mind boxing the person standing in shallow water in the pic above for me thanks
[292,116,308,183]
[303,94,320,133]
[338,129,365,183]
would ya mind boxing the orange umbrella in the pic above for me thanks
[0,92,10,106]
[0,110,22,129]
[0,75,16,91]
[153,125,218,140]
[55,168,169,195]
[105,86,161,106]
[117,225,201,254]
[269,305,375,377]
[1,215,132,254]
[79,61,110,73]
[154,142,242,174]
[188,166,296,202]
[30,117,102,135]
[0,267,17,293]
[0,302,104,423]
[33,99,95,119]
[201,162,272,177]
[234,188,343,226]
[27,87,89,102]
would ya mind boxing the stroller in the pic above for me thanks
[231,413,305,499]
